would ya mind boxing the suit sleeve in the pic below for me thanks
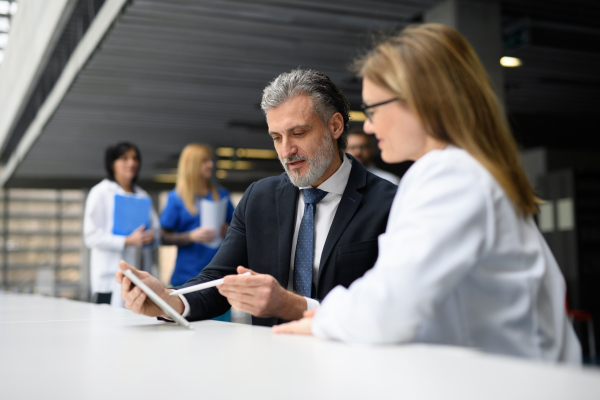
[180,182,255,321]
[225,197,235,224]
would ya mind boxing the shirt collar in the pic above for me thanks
[106,179,138,195]
[300,154,352,196]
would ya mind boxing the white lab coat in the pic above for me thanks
[313,146,581,363]
[83,179,160,307]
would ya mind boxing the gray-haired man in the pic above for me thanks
[117,69,398,326]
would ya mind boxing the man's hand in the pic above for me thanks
[116,260,184,318]
[217,266,307,320]
[272,309,316,335]
[188,227,216,244]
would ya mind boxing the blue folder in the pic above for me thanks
[112,194,151,236]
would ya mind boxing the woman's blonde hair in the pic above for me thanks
[356,23,539,216]
[176,144,219,215]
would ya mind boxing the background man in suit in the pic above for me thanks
[117,69,397,326]
[347,129,400,185]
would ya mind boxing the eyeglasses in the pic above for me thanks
[360,98,398,122]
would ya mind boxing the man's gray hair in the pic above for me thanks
[260,69,350,152]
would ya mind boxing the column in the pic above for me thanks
[424,0,504,104]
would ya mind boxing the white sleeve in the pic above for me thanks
[179,293,190,318]
[83,186,126,251]
[312,158,493,344]
[160,293,190,322]
[305,297,320,312]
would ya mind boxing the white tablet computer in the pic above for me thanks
[123,269,193,330]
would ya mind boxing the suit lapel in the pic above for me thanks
[276,176,299,287]
[318,157,367,281]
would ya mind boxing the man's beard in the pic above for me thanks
[280,131,335,187]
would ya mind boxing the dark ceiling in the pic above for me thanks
[6,0,600,190]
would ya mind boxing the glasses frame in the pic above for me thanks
[360,98,398,122]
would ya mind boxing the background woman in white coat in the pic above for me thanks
[274,24,581,363]
[84,142,160,306]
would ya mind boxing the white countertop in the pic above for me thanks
[1,292,599,399]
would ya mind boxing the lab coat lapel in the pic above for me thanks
[276,176,298,288]
[318,157,366,281]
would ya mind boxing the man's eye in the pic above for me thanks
[272,136,281,141]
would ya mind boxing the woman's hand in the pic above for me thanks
[189,227,216,243]
[272,309,317,335]
[125,225,155,247]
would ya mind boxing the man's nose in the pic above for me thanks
[280,137,297,159]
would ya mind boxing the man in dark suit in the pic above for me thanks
[117,69,397,326]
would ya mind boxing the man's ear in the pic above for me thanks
[328,112,345,140]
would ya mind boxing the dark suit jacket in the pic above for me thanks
[180,155,398,326]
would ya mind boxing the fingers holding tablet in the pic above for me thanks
[123,269,192,330]
[117,261,185,319]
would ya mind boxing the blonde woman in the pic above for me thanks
[160,144,234,287]
[274,24,581,363]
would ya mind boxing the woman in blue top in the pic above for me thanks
[160,144,234,287]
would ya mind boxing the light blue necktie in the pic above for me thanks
[293,188,328,297]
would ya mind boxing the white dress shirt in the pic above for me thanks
[288,154,352,310]
[179,155,352,318]
[368,165,400,185]
[83,179,160,307]
[312,147,581,363]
